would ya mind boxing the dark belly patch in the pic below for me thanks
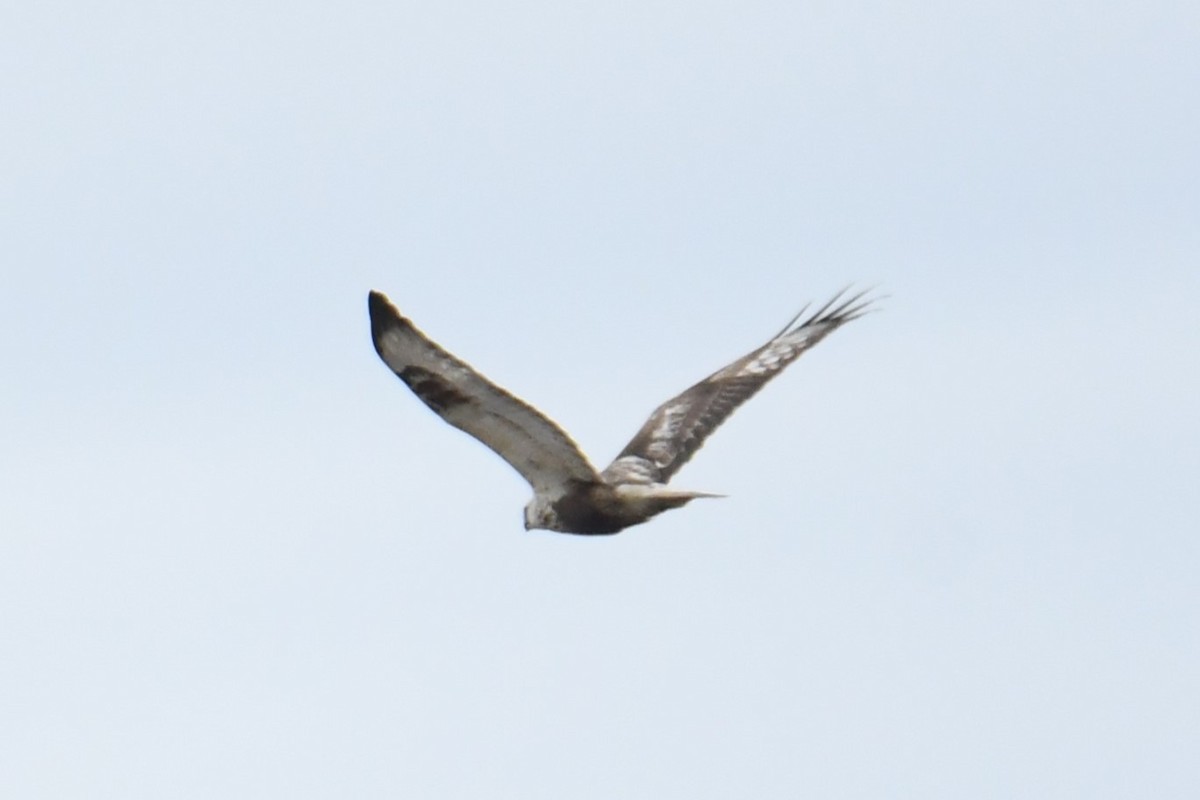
[552,483,632,535]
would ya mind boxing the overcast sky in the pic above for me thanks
[2,1,1198,797]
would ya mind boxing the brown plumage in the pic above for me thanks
[369,288,875,535]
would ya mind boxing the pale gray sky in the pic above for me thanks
[2,1,1198,797]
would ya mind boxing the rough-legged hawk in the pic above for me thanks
[368,288,874,535]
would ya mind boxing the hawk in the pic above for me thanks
[368,288,875,535]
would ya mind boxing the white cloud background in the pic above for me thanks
[2,1,1197,797]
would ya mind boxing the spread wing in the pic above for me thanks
[601,288,876,486]
[368,291,599,495]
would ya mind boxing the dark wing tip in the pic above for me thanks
[779,285,884,337]
[368,290,407,354]
[368,289,393,320]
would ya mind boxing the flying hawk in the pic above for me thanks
[369,288,874,535]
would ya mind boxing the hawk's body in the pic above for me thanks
[368,289,874,534]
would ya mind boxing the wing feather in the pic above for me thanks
[602,288,876,485]
[369,291,599,495]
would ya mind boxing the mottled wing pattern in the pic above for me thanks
[602,288,875,486]
[369,291,599,495]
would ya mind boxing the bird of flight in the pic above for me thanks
[369,288,875,535]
